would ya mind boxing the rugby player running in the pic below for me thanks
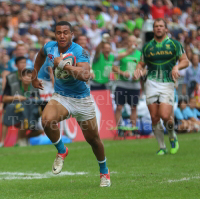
[134,18,189,155]
[32,21,111,187]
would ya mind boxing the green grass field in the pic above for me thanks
[1,133,200,199]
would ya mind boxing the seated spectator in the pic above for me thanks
[174,99,200,133]
[0,69,43,147]
[191,82,200,110]
[188,97,200,119]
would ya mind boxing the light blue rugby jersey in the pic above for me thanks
[43,41,90,98]
[6,57,34,72]
[38,58,51,81]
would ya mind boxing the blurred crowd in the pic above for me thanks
[0,0,200,146]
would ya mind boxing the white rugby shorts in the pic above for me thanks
[39,79,54,101]
[51,93,96,122]
[145,79,174,106]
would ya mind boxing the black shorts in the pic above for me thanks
[115,87,140,106]
[90,84,107,91]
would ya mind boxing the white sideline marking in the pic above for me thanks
[0,171,88,180]
[163,176,200,183]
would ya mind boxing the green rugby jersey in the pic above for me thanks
[92,53,115,84]
[118,49,141,82]
[141,36,185,83]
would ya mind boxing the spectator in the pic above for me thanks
[182,54,200,96]
[86,21,102,49]
[0,69,43,147]
[188,97,200,119]
[191,82,200,110]
[180,7,193,26]
[91,34,135,90]
[112,35,142,130]
[147,0,173,19]
[91,42,115,90]
[95,6,105,28]
[174,99,196,133]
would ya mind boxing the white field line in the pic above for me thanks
[162,175,200,183]
[0,171,88,180]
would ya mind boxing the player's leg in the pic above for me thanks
[42,99,69,174]
[145,80,166,154]
[148,103,167,154]
[159,103,179,154]
[78,117,110,187]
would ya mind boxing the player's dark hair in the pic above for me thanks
[55,21,72,31]
[15,56,26,65]
[153,18,168,29]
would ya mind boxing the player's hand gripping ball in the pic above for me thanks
[54,53,76,79]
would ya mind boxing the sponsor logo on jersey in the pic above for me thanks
[48,54,54,62]
[166,44,170,49]
[147,51,173,57]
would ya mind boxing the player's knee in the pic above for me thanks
[160,114,171,123]
[151,115,160,124]
[41,115,57,129]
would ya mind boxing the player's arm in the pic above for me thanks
[63,62,90,82]
[172,54,189,82]
[48,66,54,86]
[54,53,90,82]
[182,69,189,95]
[172,40,189,82]
[133,61,146,80]
[31,48,46,89]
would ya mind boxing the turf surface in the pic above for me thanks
[0,133,200,199]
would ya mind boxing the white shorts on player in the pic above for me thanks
[145,79,174,106]
[51,93,96,121]
[39,79,54,101]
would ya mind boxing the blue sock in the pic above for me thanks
[98,158,108,174]
[53,137,66,154]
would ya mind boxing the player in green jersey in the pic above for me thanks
[134,18,189,155]
[113,35,142,132]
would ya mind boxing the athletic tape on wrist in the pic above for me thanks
[58,60,68,69]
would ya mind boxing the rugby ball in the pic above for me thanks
[54,53,76,80]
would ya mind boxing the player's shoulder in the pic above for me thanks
[142,40,153,51]
[168,38,181,46]
[71,42,82,50]
[71,42,90,59]
[44,41,57,49]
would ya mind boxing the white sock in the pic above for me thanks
[152,121,166,149]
